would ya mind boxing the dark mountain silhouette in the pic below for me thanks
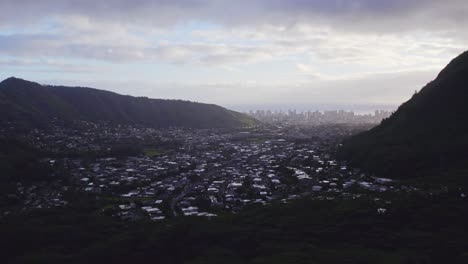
[340,51,468,179]
[0,77,257,128]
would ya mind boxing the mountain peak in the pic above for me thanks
[436,50,468,80]
[0,77,41,88]
[1,77,26,83]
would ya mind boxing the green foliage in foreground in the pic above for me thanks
[1,193,467,264]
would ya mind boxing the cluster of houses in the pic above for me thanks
[3,120,404,220]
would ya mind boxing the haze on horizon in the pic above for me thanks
[0,0,467,110]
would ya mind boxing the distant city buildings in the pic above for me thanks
[247,109,392,124]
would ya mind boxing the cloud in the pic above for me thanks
[1,1,466,66]
[0,57,102,73]
[1,0,466,106]
[0,28,282,66]
[39,65,438,107]
[1,1,467,34]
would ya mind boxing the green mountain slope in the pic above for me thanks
[0,77,258,128]
[340,51,468,179]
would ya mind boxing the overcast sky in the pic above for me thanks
[1,0,466,110]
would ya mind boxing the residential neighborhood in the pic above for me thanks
[1,120,412,221]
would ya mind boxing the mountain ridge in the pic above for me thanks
[0,77,258,128]
[340,51,468,180]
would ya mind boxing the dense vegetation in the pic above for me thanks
[0,138,52,183]
[340,51,468,180]
[0,77,257,128]
[1,191,467,264]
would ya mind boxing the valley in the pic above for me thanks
[1,121,409,222]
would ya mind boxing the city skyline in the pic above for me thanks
[247,109,392,124]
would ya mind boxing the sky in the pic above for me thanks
[0,0,467,111]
